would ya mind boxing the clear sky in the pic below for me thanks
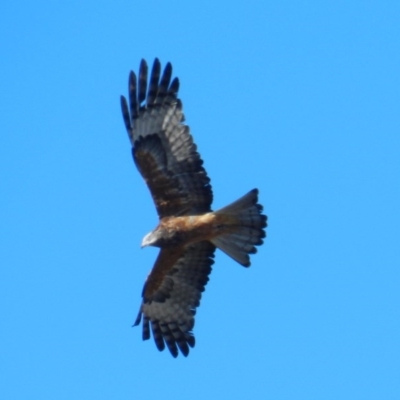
[1,1,399,399]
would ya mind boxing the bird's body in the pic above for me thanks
[120,59,267,357]
[142,213,219,249]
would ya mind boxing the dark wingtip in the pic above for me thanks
[165,61,172,74]
[169,346,179,358]
[261,214,268,228]
[180,348,189,357]
[120,95,132,133]
[132,309,142,327]
[138,60,148,104]
[139,59,148,71]
[147,59,162,105]
[120,95,127,112]
[187,335,195,348]
[240,256,251,268]
[169,77,180,95]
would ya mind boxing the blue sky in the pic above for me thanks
[1,1,400,399]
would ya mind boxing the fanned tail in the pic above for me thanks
[210,189,267,267]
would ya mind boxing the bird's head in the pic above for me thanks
[141,229,162,248]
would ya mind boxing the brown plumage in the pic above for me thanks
[120,59,267,357]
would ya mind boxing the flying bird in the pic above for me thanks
[120,59,267,357]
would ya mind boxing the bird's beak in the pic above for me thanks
[141,231,154,248]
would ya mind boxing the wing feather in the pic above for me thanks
[168,77,179,99]
[133,241,215,357]
[147,58,161,105]
[121,58,213,217]
[138,59,148,105]
[156,62,172,104]
[128,71,138,120]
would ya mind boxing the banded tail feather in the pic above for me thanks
[211,189,267,267]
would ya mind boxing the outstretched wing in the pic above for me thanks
[133,241,215,357]
[121,59,213,217]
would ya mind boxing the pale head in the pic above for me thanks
[141,230,161,248]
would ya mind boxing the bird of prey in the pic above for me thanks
[120,59,267,357]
